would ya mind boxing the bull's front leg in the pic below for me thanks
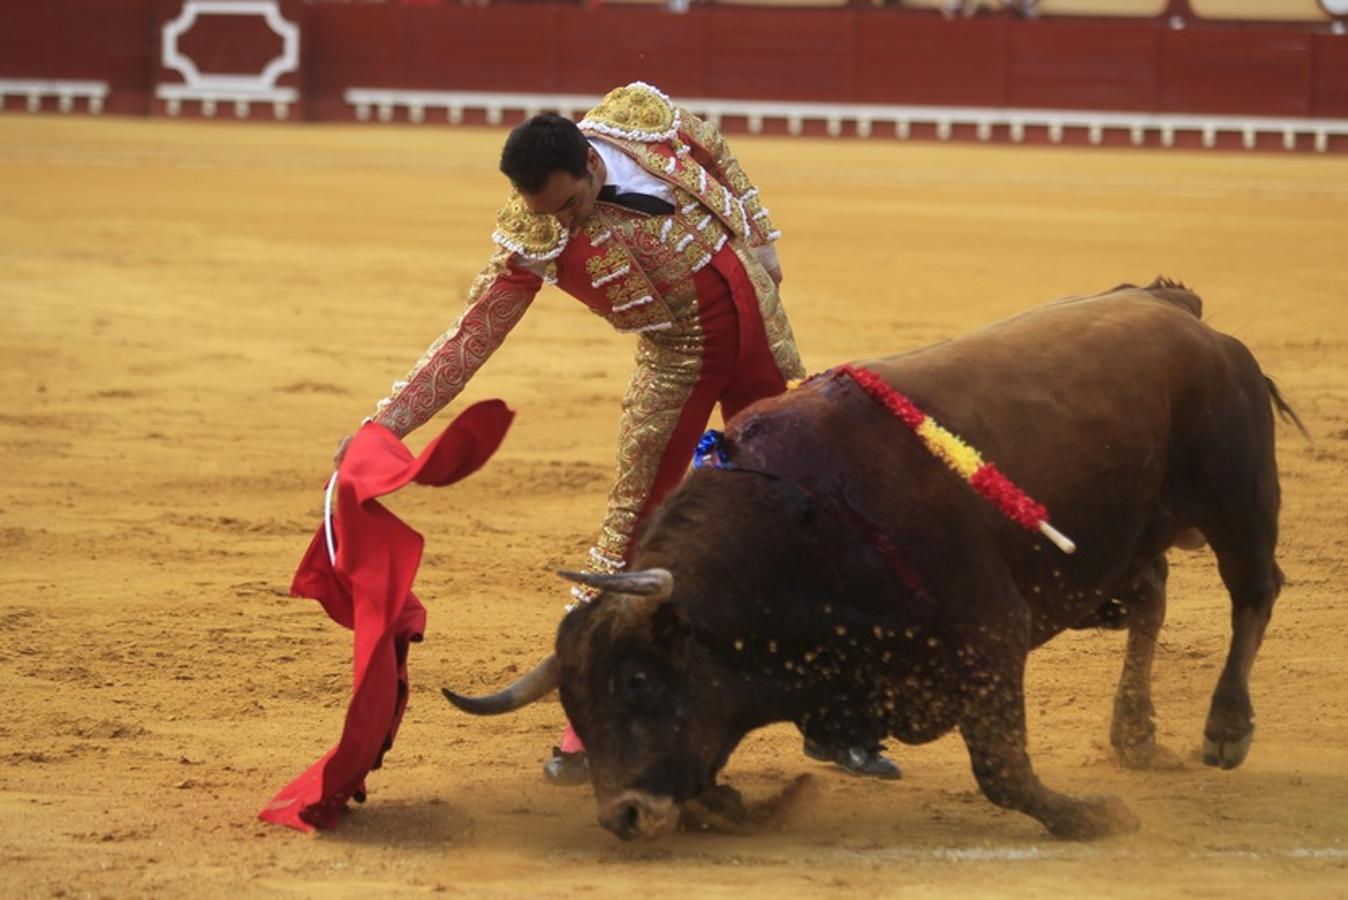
[1110,556,1171,768]
[678,776,813,834]
[958,656,1140,840]
[679,783,748,833]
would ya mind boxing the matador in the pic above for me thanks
[345,82,899,785]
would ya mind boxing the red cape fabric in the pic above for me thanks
[258,400,514,832]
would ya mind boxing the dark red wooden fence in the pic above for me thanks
[2,1,1345,121]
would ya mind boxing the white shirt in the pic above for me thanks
[590,137,676,206]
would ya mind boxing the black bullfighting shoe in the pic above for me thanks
[542,746,590,786]
[803,738,902,780]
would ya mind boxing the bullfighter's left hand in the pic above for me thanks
[755,244,783,286]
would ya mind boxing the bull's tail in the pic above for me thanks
[1265,375,1310,439]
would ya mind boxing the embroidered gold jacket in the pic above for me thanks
[367,82,804,572]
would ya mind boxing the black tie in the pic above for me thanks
[598,184,675,216]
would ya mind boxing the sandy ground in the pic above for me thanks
[1,115,1346,898]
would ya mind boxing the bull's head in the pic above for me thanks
[442,567,745,841]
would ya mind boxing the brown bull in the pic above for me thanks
[445,279,1302,841]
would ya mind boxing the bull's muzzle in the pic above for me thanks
[597,791,679,842]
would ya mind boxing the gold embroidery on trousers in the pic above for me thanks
[595,275,704,564]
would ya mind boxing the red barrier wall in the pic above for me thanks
[552,7,708,97]
[707,9,856,101]
[0,0,156,115]
[1161,28,1313,116]
[854,17,1009,106]
[1007,20,1160,111]
[1312,33,1348,117]
[2,0,1345,125]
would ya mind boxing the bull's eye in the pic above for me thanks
[615,660,669,715]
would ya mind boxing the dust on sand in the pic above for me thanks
[2,116,1346,897]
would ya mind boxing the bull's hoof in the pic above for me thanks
[1111,724,1184,770]
[1113,737,1157,770]
[1202,729,1253,770]
[1118,741,1184,771]
[691,784,748,822]
[679,776,814,835]
[1111,697,1163,769]
[1110,720,1157,769]
[1047,795,1140,841]
[680,784,749,833]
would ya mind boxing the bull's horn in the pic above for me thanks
[557,568,674,600]
[441,654,559,715]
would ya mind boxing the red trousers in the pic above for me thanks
[561,248,787,754]
[631,246,790,529]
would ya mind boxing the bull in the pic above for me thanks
[444,280,1302,841]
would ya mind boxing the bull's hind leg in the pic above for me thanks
[958,653,1139,839]
[1108,556,1169,768]
[1202,540,1283,769]
[1196,380,1284,770]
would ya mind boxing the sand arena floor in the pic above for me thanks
[1,115,1346,897]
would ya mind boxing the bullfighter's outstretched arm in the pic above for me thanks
[370,249,542,437]
[676,107,781,249]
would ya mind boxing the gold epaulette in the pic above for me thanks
[578,81,680,143]
[490,193,568,262]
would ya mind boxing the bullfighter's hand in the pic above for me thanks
[755,244,783,286]
[332,434,352,470]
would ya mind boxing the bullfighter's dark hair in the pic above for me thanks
[499,114,590,195]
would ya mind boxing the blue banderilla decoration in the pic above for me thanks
[693,429,732,470]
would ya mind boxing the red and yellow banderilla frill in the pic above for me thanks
[838,364,1076,555]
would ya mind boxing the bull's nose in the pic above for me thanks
[599,799,642,841]
[598,791,679,841]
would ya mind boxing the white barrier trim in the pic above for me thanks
[156,0,301,120]
[342,88,1348,152]
[161,0,299,88]
[0,79,109,114]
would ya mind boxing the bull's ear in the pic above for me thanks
[649,599,689,647]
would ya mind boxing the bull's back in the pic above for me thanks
[724,283,1274,643]
[849,285,1265,571]
[861,286,1228,458]
[867,285,1207,394]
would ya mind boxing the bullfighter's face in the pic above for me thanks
[556,594,738,841]
[520,146,606,234]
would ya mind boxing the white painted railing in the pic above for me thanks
[343,88,1348,152]
[156,0,300,119]
[0,79,109,114]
